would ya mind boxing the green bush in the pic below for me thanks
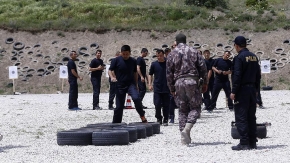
[246,0,269,10]
[185,0,228,9]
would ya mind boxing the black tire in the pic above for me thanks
[262,86,273,91]
[231,127,241,139]
[90,43,99,49]
[5,38,14,44]
[216,43,223,48]
[78,47,88,55]
[128,123,153,137]
[130,125,146,139]
[256,126,267,139]
[231,126,267,139]
[162,44,168,48]
[87,122,127,128]
[34,44,41,48]
[193,43,201,49]
[13,42,25,51]
[57,130,92,146]
[147,122,160,134]
[61,47,69,53]
[92,130,129,146]
[111,126,138,143]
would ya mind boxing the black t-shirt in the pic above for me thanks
[67,59,77,82]
[136,57,146,78]
[108,58,116,82]
[149,61,170,93]
[205,58,215,82]
[89,58,103,78]
[213,58,232,82]
[109,56,137,85]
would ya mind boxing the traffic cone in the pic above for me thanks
[125,94,134,109]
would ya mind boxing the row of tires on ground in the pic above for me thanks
[57,122,160,146]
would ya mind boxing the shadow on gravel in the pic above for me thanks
[0,145,29,152]
[188,141,231,147]
[257,144,287,150]
[200,115,222,118]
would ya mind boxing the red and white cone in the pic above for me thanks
[125,94,134,109]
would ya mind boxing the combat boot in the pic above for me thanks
[181,123,194,145]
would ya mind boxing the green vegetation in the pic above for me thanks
[0,0,289,32]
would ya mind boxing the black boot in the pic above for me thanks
[108,105,114,110]
[232,143,250,151]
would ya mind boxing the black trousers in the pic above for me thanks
[203,79,214,108]
[234,86,257,145]
[256,90,263,106]
[208,80,233,110]
[113,83,145,123]
[91,76,101,107]
[108,81,116,107]
[68,80,78,109]
[169,94,177,117]
[154,92,170,121]
[138,78,146,102]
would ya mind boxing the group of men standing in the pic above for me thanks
[67,34,261,150]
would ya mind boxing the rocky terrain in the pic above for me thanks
[0,29,290,94]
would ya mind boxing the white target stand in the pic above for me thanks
[261,60,270,86]
[8,66,18,95]
[59,66,68,93]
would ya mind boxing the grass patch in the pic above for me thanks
[0,0,289,32]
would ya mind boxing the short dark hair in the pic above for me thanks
[224,51,231,55]
[175,33,186,44]
[70,51,77,56]
[157,49,164,54]
[121,45,131,52]
[96,49,102,53]
[141,48,148,53]
[203,50,210,54]
[165,48,171,53]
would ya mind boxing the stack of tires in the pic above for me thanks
[57,122,160,146]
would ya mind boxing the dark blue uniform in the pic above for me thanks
[231,48,260,147]
[108,58,117,108]
[109,56,145,123]
[207,58,233,111]
[89,58,104,108]
[136,56,147,103]
[67,59,78,109]
[203,58,215,109]
[149,60,170,123]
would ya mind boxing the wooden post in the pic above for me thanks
[12,79,15,94]
[265,74,268,86]
[61,78,64,92]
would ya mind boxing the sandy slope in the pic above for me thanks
[0,29,290,94]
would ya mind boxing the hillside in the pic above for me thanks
[0,29,289,94]
[0,0,290,94]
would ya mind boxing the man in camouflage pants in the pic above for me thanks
[166,33,208,145]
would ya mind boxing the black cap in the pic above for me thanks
[175,33,186,44]
[234,36,247,46]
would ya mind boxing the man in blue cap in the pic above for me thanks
[231,36,261,150]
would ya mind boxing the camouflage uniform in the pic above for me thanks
[166,43,208,131]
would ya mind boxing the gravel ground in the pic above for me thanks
[0,91,290,163]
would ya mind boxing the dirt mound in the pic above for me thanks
[0,29,289,94]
